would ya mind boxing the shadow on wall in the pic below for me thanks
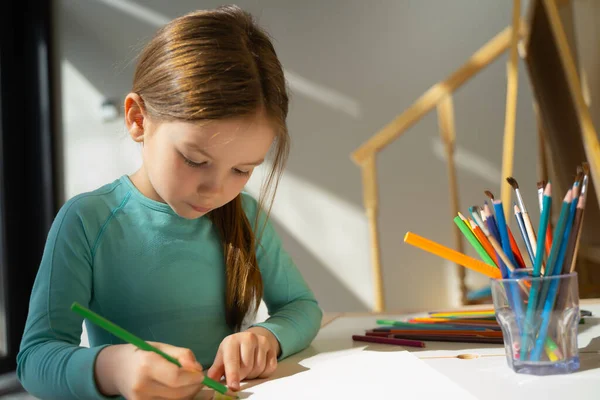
[58,0,540,312]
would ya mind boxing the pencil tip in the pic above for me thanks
[537,180,545,189]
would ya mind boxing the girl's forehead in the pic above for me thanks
[162,116,275,154]
[166,113,273,138]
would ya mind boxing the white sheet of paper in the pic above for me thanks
[227,350,479,399]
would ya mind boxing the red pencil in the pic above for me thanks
[352,334,425,348]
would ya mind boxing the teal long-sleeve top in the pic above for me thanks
[16,175,322,399]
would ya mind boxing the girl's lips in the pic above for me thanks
[190,204,211,213]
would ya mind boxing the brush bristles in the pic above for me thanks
[582,162,590,175]
[506,176,519,189]
[484,190,495,200]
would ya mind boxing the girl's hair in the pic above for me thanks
[131,5,289,331]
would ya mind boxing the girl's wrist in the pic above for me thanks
[94,344,128,396]
[246,326,281,357]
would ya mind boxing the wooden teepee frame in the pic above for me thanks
[350,0,600,312]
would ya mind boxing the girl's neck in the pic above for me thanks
[129,166,164,203]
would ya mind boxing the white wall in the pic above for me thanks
[58,0,545,313]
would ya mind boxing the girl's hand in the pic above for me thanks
[206,327,280,391]
[95,342,206,400]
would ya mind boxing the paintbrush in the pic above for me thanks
[566,163,590,273]
[507,177,537,257]
[514,204,535,264]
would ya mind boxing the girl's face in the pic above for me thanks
[135,111,275,219]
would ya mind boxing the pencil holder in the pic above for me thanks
[490,272,580,375]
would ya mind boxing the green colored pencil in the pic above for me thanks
[453,216,497,267]
[71,302,235,397]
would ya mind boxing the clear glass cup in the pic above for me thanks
[490,272,580,375]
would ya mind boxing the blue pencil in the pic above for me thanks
[530,189,573,361]
[486,196,525,337]
[483,202,502,243]
[469,206,486,232]
[520,183,553,359]
[533,183,552,277]
[492,199,518,268]
[541,189,573,278]
[482,202,508,277]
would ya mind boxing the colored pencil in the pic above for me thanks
[542,190,572,277]
[536,181,553,257]
[410,321,501,330]
[519,184,551,360]
[369,330,502,337]
[367,333,504,345]
[375,320,488,331]
[458,212,476,235]
[70,302,235,397]
[352,334,425,348]
[532,183,552,277]
[469,220,498,266]
[469,206,487,233]
[428,308,494,315]
[483,231,516,275]
[403,232,502,278]
[453,216,497,267]
[492,199,517,268]
[507,227,527,268]
[483,202,502,244]
[536,181,545,212]
[523,190,572,360]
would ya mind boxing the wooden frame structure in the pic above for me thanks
[351,0,600,312]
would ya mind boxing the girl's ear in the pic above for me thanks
[124,93,147,143]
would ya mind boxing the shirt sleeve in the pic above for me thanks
[243,194,323,360]
[16,197,117,400]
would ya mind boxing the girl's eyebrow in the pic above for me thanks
[239,159,264,167]
[183,143,264,166]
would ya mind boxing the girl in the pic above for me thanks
[16,5,322,400]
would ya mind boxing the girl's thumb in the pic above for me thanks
[149,341,203,372]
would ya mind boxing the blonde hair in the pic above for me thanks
[131,5,289,331]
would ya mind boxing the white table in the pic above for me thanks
[229,300,600,399]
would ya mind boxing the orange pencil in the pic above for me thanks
[429,308,495,315]
[545,223,553,256]
[410,318,498,325]
[469,220,498,266]
[404,232,502,279]
[507,228,527,268]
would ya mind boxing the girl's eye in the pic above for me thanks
[183,157,206,168]
[233,168,250,176]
